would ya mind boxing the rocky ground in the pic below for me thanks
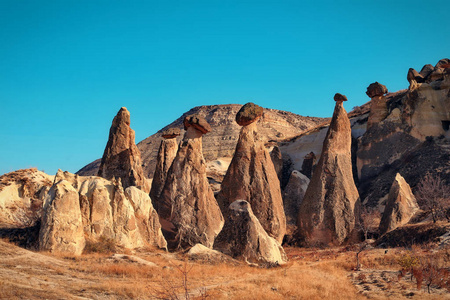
[1,238,449,299]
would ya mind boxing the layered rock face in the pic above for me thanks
[149,128,180,210]
[282,170,310,226]
[379,173,419,235]
[39,180,85,255]
[39,170,167,254]
[214,200,287,265]
[158,115,224,249]
[357,59,450,205]
[297,94,359,245]
[0,169,53,227]
[217,103,286,243]
[97,107,148,192]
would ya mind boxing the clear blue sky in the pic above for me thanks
[1,0,449,176]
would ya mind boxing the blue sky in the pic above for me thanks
[1,0,449,176]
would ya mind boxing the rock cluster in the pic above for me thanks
[149,128,180,210]
[214,200,287,265]
[97,107,149,192]
[297,94,359,245]
[407,58,450,90]
[379,173,419,235]
[217,103,286,243]
[39,170,167,255]
[158,115,224,249]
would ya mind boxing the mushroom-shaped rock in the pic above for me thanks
[39,180,85,255]
[214,200,287,265]
[282,170,310,225]
[297,97,360,246]
[235,102,264,126]
[366,82,389,128]
[366,82,388,98]
[150,133,179,210]
[333,93,347,102]
[379,173,419,235]
[161,128,181,139]
[159,116,224,249]
[183,114,211,134]
[98,107,148,192]
[217,104,286,243]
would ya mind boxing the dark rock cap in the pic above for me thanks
[183,114,211,134]
[235,102,264,126]
[407,68,425,83]
[161,128,181,139]
[436,58,450,69]
[334,93,347,102]
[366,82,388,98]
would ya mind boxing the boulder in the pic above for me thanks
[235,102,264,126]
[420,64,435,79]
[366,82,388,98]
[97,107,148,192]
[334,93,348,102]
[217,104,286,243]
[214,200,287,265]
[282,170,310,225]
[407,68,424,90]
[379,173,420,235]
[297,94,360,245]
[436,58,450,69]
[39,180,85,255]
[183,114,211,134]
[161,128,181,139]
[149,134,179,210]
[159,115,224,249]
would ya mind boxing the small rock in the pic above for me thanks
[161,128,181,139]
[333,93,348,102]
[183,114,211,134]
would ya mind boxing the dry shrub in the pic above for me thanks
[83,237,117,254]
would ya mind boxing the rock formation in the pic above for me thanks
[0,168,53,228]
[39,170,167,254]
[158,115,224,249]
[97,107,149,192]
[282,170,310,226]
[300,152,316,179]
[379,173,419,235]
[366,82,388,128]
[297,94,360,245]
[214,200,287,265]
[217,103,286,243]
[39,180,85,255]
[149,128,180,210]
[270,145,283,181]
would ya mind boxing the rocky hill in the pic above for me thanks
[77,104,325,178]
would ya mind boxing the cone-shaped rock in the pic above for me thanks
[297,94,359,245]
[379,173,419,235]
[98,107,148,192]
[283,170,310,225]
[217,103,286,243]
[159,115,224,249]
[39,180,85,255]
[150,128,180,210]
[214,200,287,265]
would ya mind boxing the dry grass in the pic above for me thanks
[1,239,450,299]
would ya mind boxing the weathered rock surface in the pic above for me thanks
[158,115,224,249]
[297,96,359,245]
[379,173,419,235]
[217,111,286,243]
[366,82,389,129]
[149,135,178,210]
[214,200,287,265]
[282,170,310,226]
[300,152,316,179]
[39,180,85,255]
[270,145,283,181]
[77,105,324,180]
[0,169,53,228]
[187,243,235,264]
[40,170,167,252]
[97,107,149,192]
[235,102,264,126]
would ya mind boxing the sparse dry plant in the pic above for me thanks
[358,206,381,241]
[415,172,450,223]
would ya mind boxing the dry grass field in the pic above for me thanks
[0,239,449,299]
